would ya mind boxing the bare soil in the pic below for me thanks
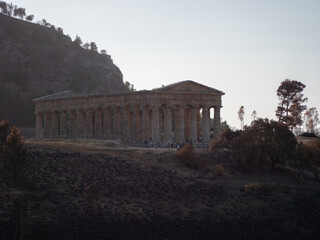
[1,139,320,240]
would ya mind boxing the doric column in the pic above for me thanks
[94,108,102,139]
[177,106,185,143]
[86,109,94,139]
[202,106,210,144]
[131,106,141,141]
[121,106,129,141]
[190,107,198,143]
[51,111,59,138]
[60,111,68,138]
[112,106,121,140]
[44,112,52,138]
[136,107,142,141]
[68,110,77,139]
[141,106,147,142]
[103,107,111,139]
[36,112,43,139]
[164,106,172,142]
[151,105,160,142]
[214,106,221,136]
[184,108,190,141]
[77,110,86,139]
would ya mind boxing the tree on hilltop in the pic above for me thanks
[275,79,307,130]
[13,7,26,19]
[90,42,98,52]
[304,107,319,134]
[0,1,7,14]
[26,14,34,22]
[238,106,245,130]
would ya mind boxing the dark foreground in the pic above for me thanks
[1,140,320,240]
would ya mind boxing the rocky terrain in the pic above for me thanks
[0,140,320,240]
[0,13,128,126]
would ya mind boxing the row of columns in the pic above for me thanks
[36,105,221,144]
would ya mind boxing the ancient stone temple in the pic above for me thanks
[33,80,224,145]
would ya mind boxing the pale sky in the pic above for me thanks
[13,0,320,129]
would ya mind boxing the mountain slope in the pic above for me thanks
[0,13,129,126]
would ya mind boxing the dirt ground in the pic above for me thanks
[1,139,320,240]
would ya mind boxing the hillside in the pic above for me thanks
[0,140,319,239]
[0,13,129,126]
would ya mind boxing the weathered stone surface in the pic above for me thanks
[33,80,224,144]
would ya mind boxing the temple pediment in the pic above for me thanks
[155,80,224,95]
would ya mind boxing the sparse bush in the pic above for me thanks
[210,119,297,173]
[83,184,100,215]
[242,183,291,194]
[291,140,320,180]
[214,164,225,176]
[176,145,208,169]
[4,126,27,181]
[0,119,9,145]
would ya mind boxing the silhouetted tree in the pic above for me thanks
[251,110,257,121]
[275,79,307,130]
[4,126,26,181]
[40,18,50,27]
[304,107,319,134]
[56,27,63,34]
[25,14,34,22]
[73,34,83,46]
[7,2,14,16]
[13,7,25,19]
[0,1,7,14]
[100,49,107,54]
[0,120,9,145]
[90,41,98,52]
[238,106,244,130]
[82,42,89,49]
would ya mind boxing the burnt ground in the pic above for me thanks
[1,139,320,240]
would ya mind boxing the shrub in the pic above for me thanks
[176,145,208,169]
[83,184,100,215]
[0,120,9,145]
[214,164,225,176]
[4,126,27,181]
[210,119,297,173]
[242,183,291,194]
[291,140,320,180]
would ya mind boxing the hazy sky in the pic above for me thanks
[13,0,320,129]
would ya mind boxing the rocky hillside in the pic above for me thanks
[0,13,128,126]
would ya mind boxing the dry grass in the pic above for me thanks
[242,182,291,194]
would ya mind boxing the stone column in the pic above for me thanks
[103,107,111,140]
[136,107,142,141]
[214,106,221,136]
[86,109,94,139]
[140,106,147,142]
[164,106,172,142]
[51,111,59,138]
[44,112,52,138]
[36,112,43,139]
[184,108,190,141]
[177,106,185,143]
[131,106,141,142]
[77,110,85,139]
[190,107,198,143]
[202,106,210,144]
[68,110,77,139]
[95,108,102,139]
[113,106,121,140]
[151,105,160,143]
[197,110,201,141]
[59,111,68,138]
[121,106,129,141]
